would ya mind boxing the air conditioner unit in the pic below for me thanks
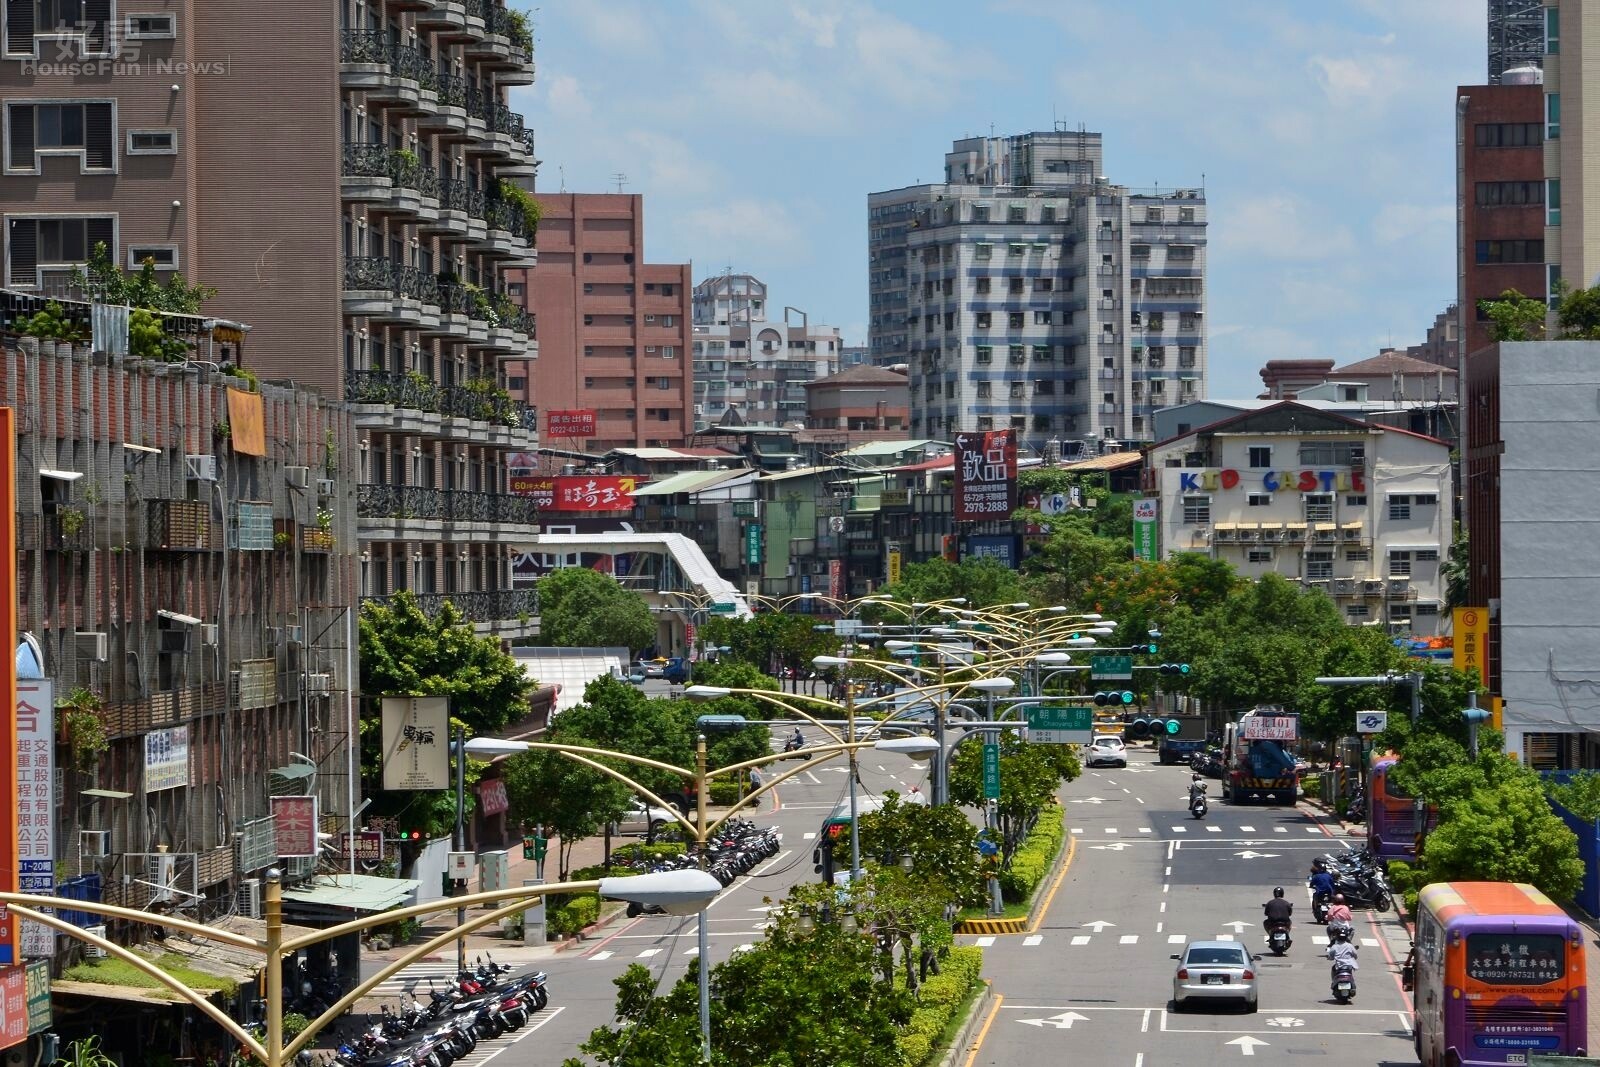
[237,878,262,920]
[307,673,331,693]
[76,631,108,662]
[693,405,704,416]
[315,478,336,499]
[80,830,110,857]
[83,925,108,958]
[200,623,219,647]
[184,454,217,482]
[158,628,192,655]
[284,466,311,489]
[147,854,175,902]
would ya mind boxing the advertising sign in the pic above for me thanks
[477,779,509,817]
[0,411,19,967]
[239,815,278,873]
[953,429,1017,520]
[336,831,385,864]
[886,548,902,587]
[745,523,762,566]
[1242,715,1298,741]
[15,680,52,958]
[962,534,1020,569]
[1133,498,1159,562]
[1453,607,1489,689]
[1026,706,1093,745]
[543,409,597,437]
[144,725,189,792]
[382,696,451,791]
[0,966,25,1051]
[271,796,319,859]
[828,558,845,601]
[24,959,48,1034]
[508,474,639,511]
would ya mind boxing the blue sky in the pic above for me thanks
[510,1,1484,397]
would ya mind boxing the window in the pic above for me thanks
[1033,414,1053,431]
[1034,379,1055,395]
[1346,547,1370,562]
[1033,310,1051,325]
[1247,446,1271,468]
[583,283,594,294]
[1041,205,1058,223]
[1009,381,1025,399]
[1007,204,1026,223]
[1009,344,1025,364]
[1346,605,1370,621]
[661,345,675,359]
[975,243,993,261]
[6,100,115,172]
[1474,121,1542,147]
[975,346,992,365]
[1144,207,1164,223]
[1131,243,1151,260]
[126,128,176,155]
[1008,243,1026,256]
[659,315,675,327]
[1548,178,1561,227]
[1475,181,1544,206]
[1416,549,1440,563]
[1298,441,1365,466]
[1035,277,1053,292]
[1388,551,1414,577]
[975,277,991,294]
[127,13,177,38]
[1416,602,1440,617]
[657,377,671,390]
[972,204,990,223]
[1247,493,1271,507]
[584,314,594,326]
[1305,551,1334,581]
[5,215,115,286]
[661,284,675,296]
[127,245,177,270]
[1147,313,1165,333]
[1008,312,1024,329]
[1548,5,1560,54]
[1388,495,1412,520]
[1345,494,1367,507]
[1032,344,1053,362]
[1547,92,1561,139]
[1009,276,1024,294]
[976,312,992,329]
[1182,495,1211,525]
[1304,493,1333,522]
[1247,550,1273,565]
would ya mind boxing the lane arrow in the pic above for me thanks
[1227,1036,1269,1057]
[1082,920,1116,933]
[1266,1017,1305,1028]
[1089,842,1130,851]
[1233,850,1279,860]
[1068,797,1105,805]
[1222,920,1252,932]
[1017,1011,1090,1029]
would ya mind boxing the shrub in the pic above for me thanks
[709,779,743,806]
[547,893,599,936]
[611,841,688,865]
[896,945,984,1066]
[998,811,1065,903]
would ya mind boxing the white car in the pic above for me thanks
[1085,735,1127,768]
[608,801,677,838]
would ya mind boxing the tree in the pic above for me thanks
[1478,288,1549,342]
[1557,283,1600,339]
[535,568,655,653]
[700,612,835,677]
[1442,523,1470,611]
[853,794,986,908]
[500,745,631,879]
[684,660,785,771]
[947,733,1071,859]
[871,557,1027,612]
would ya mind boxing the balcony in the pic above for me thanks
[344,369,537,446]
[356,484,540,543]
[340,31,435,115]
[148,499,216,552]
[341,143,441,224]
[343,257,441,331]
[417,73,470,134]
[360,587,539,639]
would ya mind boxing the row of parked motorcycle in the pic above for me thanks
[1309,847,1394,917]
[329,955,549,1066]
[620,818,781,914]
[1188,749,1226,777]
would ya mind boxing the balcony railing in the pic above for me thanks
[361,587,539,624]
[340,30,439,95]
[344,369,534,428]
[344,257,441,306]
[439,175,487,219]
[357,484,540,525]
[341,142,440,200]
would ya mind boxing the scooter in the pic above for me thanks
[1265,920,1292,956]
[1331,959,1357,1003]
[1189,788,1208,819]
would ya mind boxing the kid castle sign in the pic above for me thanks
[1177,467,1366,493]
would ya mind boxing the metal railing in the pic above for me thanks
[341,143,440,200]
[343,369,533,428]
[343,258,440,307]
[360,587,538,624]
[357,484,540,525]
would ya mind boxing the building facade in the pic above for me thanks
[1541,0,1600,307]
[803,365,909,438]
[1148,404,1452,637]
[505,193,692,451]
[868,129,1208,452]
[0,0,544,637]
[691,273,841,429]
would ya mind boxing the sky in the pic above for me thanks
[509,0,1485,398]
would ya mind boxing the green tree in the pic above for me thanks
[700,612,835,677]
[872,557,1027,611]
[947,733,1072,859]
[854,794,986,908]
[500,746,631,878]
[72,241,215,315]
[1478,288,1549,342]
[1442,523,1471,611]
[684,660,785,771]
[1557,283,1600,339]
[536,568,656,653]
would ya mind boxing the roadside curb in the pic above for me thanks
[1026,816,1074,933]
[955,916,1026,935]
[936,980,995,1067]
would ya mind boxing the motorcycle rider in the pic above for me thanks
[1325,893,1354,941]
[1263,886,1293,942]
[1325,935,1360,985]
[1308,860,1337,920]
[786,726,804,752]
[1188,773,1207,805]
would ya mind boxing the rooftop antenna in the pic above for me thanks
[558,164,566,193]
[612,172,629,193]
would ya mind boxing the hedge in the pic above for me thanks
[709,779,743,806]
[998,809,1066,904]
[611,841,688,865]
[547,893,600,936]
[897,945,984,1067]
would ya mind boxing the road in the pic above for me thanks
[967,747,1419,1066]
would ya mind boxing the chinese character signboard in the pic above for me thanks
[336,831,385,864]
[0,966,25,1051]
[24,959,48,1034]
[961,534,1019,570]
[271,796,319,858]
[144,725,189,792]
[745,523,762,566]
[477,779,509,816]
[982,744,1001,800]
[1453,607,1488,689]
[886,548,902,587]
[1090,655,1134,681]
[239,815,278,874]
[544,409,597,437]
[382,697,451,790]
[828,559,844,601]
[508,474,640,511]
[1133,498,1159,562]
[15,679,51,958]
[1026,706,1093,745]
[953,429,1017,521]
[1242,715,1298,742]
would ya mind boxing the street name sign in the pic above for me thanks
[1090,654,1133,681]
[1026,705,1093,744]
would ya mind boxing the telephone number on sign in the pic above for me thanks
[961,498,1013,514]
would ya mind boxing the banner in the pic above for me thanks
[381,696,451,791]
[15,680,51,958]
[271,796,319,858]
[953,429,1017,520]
[886,548,902,586]
[745,523,762,566]
[828,558,844,601]
[0,967,24,1051]
[543,409,597,437]
[477,779,509,816]
[1133,498,1159,562]
[962,534,1019,569]
[337,831,384,863]
[508,474,639,511]
[1452,607,1488,689]
[0,411,17,967]
[144,725,189,792]
[226,387,267,456]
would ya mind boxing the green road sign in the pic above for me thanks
[1091,654,1134,681]
[708,601,738,615]
[1026,705,1093,745]
[982,743,1001,800]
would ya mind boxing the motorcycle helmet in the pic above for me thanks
[1333,893,1345,903]
[1273,886,1285,898]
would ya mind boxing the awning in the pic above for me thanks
[52,980,192,1005]
[269,763,315,781]
[1215,522,1237,531]
[123,442,160,454]
[1259,522,1283,530]
[1236,523,1258,531]
[281,874,419,918]
[1341,521,1364,530]
[40,469,84,482]
[1314,523,1336,531]
[1286,522,1308,530]
[157,609,200,626]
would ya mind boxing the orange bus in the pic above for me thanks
[1413,881,1587,1066]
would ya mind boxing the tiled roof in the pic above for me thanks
[1331,351,1458,377]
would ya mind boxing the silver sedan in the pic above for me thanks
[1171,941,1259,1012]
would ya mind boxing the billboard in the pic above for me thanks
[1132,498,1159,561]
[543,409,597,437]
[144,725,189,792]
[1453,607,1489,689]
[1242,715,1298,741]
[886,547,902,587]
[270,796,319,859]
[828,559,845,601]
[962,534,1020,570]
[953,429,1017,521]
[15,680,51,958]
[381,696,451,790]
[508,474,640,511]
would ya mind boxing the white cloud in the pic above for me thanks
[1213,195,1356,262]
[681,198,805,252]
[617,130,712,198]
[567,4,656,53]
[542,72,592,121]
[1371,201,1454,245]
[792,6,841,48]
[848,10,972,107]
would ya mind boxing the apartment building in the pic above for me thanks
[1540,0,1600,305]
[0,0,543,642]
[867,128,1208,451]
[691,272,840,429]
[504,193,692,453]
[1148,403,1452,637]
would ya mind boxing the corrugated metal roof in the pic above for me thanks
[760,464,845,482]
[1059,451,1145,472]
[630,468,751,497]
[838,438,948,458]
[281,874,420,914]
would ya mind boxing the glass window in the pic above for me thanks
[1549,178,1562,227]
[1547,6,1560,53]
[1547,92,1561,139]
[1305,551,1334,581]
[1304,494,1334,522]
[1247,446,1271,468]
[1389,551,1412,577]
[1247,493,1271,507]
[1182,495,1210,525]
[1247,550,1273,564]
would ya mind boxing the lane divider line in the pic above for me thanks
[962,989,1003,1067]
[1026,831,1077,935]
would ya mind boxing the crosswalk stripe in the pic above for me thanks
[1071,935,1091,946]
[1305,827,1322,833]
[1361,938,1379,947]
[591,951,613,961]
[975,936,997,947]
[1119,935,1139,945]
[1312,935,1329,945]
[1105,828,1118,834]
[1168,934,1186,943]
[1138,827,1152,833]
[1240,826,1256,832]
[684,948,699,956]
[1071,828,1084,834]
[1274,827,1288,833]
[1023,935,1043,946]
[1171,826,1187,833]
[637,949,660,958]
[1206,825,1221,832]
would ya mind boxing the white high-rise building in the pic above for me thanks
[691,273,841,428]
[868,129,1208,451]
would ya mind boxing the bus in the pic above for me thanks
[1367,755,1438,862]
[1413,881,1587,1066]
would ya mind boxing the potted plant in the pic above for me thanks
[58,687,108,770]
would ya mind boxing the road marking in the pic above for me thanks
[804,771,821,785]
[1091,842,1130,851]
[1312,936,1329,945]
[1168,934,1186,943]
[1240,825,1256,832]
[1119,935,1139,944]
[1156,921,1163,933]
[1217,934,1234,941]
[1266,1017,1305,1027]
[1164,866,1171,876]
[1023,934,1043,946]
[636,949,660,958]
[684,948,699,956]
[471,1006,567,1066]
[1105,828,1119,834]
[975,936,997,947]
[1069,797,1105,805]
[1305,827,1322,833]
[733,943,754,953]
[1017,1010,1090,1029]
[1160,901,1167,913]
[1162,884,1170,893]
[1206,825,1221,832]
[1136,797,1145,805]
[591,951,614,961]
[1123,788,1131,794]
[1084,920,1116,932]
[1227,1036,1269,1056]
[962,990,1002,1067]
[1233,850,1279,859]
[1171,826,1187,833]
[802,832,816,840]
[1139,827,1152,833]
[1071,827,1084,834]
[1274,827,1287,833]
[1141,1008,1152,1034]
[1071,935,1091,945]
[1361,937,1379,947]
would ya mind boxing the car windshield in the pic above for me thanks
[1095,739,1120,748]
[1186,947,1248,966]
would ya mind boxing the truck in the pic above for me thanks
[1156,715,1209,765]
[1220,707,1299,805]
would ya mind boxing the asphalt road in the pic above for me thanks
[966,747,1419,1067]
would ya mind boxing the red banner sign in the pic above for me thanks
[953,429,1017,521]
[509,475,640,511]
[477,780,509,817]
[544,409,597,437]
[828,558,844,601]
[271,796,319,858]
[0,966,24,1051]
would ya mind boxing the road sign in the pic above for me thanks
[982,744,1000,800]
[1355,710,1387,734]
[708,601,738,615]
[1026,705,1093,744]
[1090,654,1133,681]
[833,619,862,636]
[976,830,1000,857]
[1017,1011,1089,1029]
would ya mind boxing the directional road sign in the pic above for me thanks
[1227,1036,1269,1057]
[1017,1011,1089,1029]
[1090,654,1133,681]
[1026,705,1093,744]
[982,743,1001,800]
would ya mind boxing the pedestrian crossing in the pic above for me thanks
[1067,825,1327,836]
[365,965,468,1000]
[960,932,1390,950]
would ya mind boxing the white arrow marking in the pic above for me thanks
[1017,1011,1090,1029]
[1222,920,1253,932]
[1233,851,1280,860]
[1265,1017,1305,1028]
[1090,842,1131,851]
[591,951,614,961]
[1069,797,1105,805]
[684,948,700,956]
[749,906,775,912]
[1083,920,1116,933]
[1022,934,1043,946]
[1227,1036,1269,1057]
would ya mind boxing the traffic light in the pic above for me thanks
[1127,717,1151,739]
[1462,709,1490,727]
[1094,691,1135,707]
[1158,663,1192,676]
[1165,718,1182,735]
[1143,643,1159,655]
